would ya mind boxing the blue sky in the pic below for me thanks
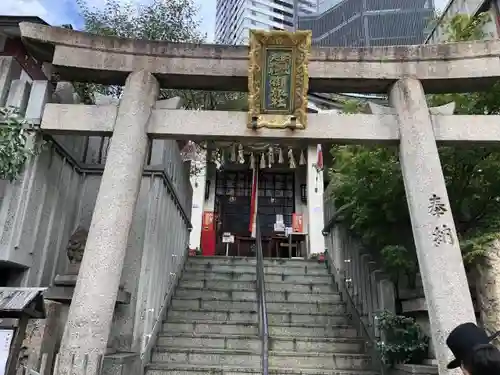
[0,0,449,42]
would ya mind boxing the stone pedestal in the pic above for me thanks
[56,71,159,375]
[19,301,64,375]
[389,78,476,375]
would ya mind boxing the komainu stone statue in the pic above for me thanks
[66,227,88,273]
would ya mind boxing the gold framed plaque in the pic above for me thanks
[248,29,312,130]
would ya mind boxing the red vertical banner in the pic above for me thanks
[201,211,216,256]
[249,167,259,238]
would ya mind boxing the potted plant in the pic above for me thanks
[310,252,326,263]
[189,247,201,256]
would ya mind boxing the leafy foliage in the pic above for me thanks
[380,246,418,288]
[329,12,500,283]
[341,99,366,114]
[376,310,429,365]
[75,0,246,110]
[0,107,44,182]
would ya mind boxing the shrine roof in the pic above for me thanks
[18,22,500,94]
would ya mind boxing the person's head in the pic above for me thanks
[446,322,500,375]
[460,344,500,375]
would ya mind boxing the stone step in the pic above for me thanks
[187,256,325,268]
[170,298,257,311]
[170,299,346,314]
[268,312,348,326]
[179,279,334,293]
[162,321,356,339]
[166,309,258,324]
[266,301,346,315]
[185,263,328,275]
[157,333,364,353]
[182,270,330,284]
[151,348,371,370]
[162,321,259,335]
[174,288,341,303]
[157,333,261,351]
[179,279,257,290]
[268,336,365,353]
[268,324,357,337]
[147,363,379,375]
[166,309,348,326]
[268,351,373,370]
[265,291,340,303]
[174,288,257,301]
[265,282,335,294]
[151,348,260,368]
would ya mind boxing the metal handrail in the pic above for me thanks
[255,217,269,375]
[323,244,387,375]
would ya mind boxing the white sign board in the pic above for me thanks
[0,329,14,375]
[222,233,234,243]
[285,227,292,236]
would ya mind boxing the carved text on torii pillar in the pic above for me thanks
[428,194,455,247]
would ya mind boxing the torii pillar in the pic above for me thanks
[390,78,476,375]
[56,71,159,375]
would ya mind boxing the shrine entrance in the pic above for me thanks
[214,168,297,257]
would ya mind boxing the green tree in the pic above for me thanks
[71,0,247,176]
[74,0,246,109]
[329,13,500,293]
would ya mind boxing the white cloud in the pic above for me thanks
[0,0,52,20]
[0,0,215,40]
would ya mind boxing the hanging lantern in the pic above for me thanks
[278,148,284,164]
[230,144,236,162]
[220,149,225,167]
[299,149,306,165]
[238,144,245,164]
[214,149,222,170]
[268,146,275,164]
[260,153,266,169]
[288,148,296,169]
[250,153,255,169]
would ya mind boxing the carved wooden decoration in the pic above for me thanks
[248,29,311,130]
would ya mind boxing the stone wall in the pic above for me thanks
[324,200,482,364]
[0,57,193,374]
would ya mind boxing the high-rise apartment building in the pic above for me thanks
[215,0,318,45]
[299,0,434,47]
[317,0,342,13]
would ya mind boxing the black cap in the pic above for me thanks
[446,323,496,369]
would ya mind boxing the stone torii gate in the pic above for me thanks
[18,22,500,375]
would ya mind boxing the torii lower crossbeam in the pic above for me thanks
[41,103,500,145]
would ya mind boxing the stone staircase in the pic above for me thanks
[145,256,379,375]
